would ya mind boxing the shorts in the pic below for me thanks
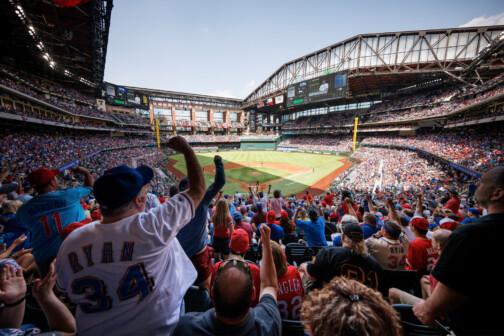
[212,236,231,256]
[190,246,214,283]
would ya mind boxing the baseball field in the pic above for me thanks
[165,151,352,197]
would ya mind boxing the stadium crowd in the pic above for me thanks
[1,124,502,335]
[278,136,354,152]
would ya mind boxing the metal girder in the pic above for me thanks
[243,25,504,107]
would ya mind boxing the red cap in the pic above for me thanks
[61,222,87,241]
[27,168,59,187]
[280,210,289,220]
[401,204,412,209]
[81,202,90,210]
[229,229,249,254]
[440,220,460,231]
[266,210,277,224]
[91,209,102,220]
[411,217,429,231]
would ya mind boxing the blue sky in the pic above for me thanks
[103,0,504,99]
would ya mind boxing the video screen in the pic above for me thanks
[286,71,347,107]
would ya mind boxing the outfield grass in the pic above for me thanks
[170,151,345,196]
[225,166,290,184]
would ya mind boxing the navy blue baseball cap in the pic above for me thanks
[94,165,154,210]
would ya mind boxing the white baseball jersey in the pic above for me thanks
[366,233,410,271]
[56,192,197,336]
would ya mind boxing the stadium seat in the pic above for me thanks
[392,304,451,336]
[384,270,422,298]
[183,286,211,313]
[285,243,315,267]
[282,233,298,245]
[244,243,262,264]
[281,319,306,336]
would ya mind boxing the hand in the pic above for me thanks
[32,263,56,301]
[167,136,191,153]
[0,265,26,304]
[214,155,222,163]
[11,248,32,259]
[413,300,435,327]
[72,166,89,175]
[344,197,351,204]
[12,234,27,248]
[259,224,271,245]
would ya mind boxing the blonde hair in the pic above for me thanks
[301,276,402,336]
[212,198,230,232]
[2,200,22,214]
[270,241,288,278]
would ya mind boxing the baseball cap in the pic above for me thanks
[410,217,429,231]
[91,209,102,220]
[229,229,249,254]
[467,208,481,216]
[401,203,412,209]
[232,212,242,221]
[27,168,59,187]
[280,210,289,220]
[440,219,460,231]
[266,210,276,224]
[256,203,263,211]
[342,222,364,242]
[93,165,154,210]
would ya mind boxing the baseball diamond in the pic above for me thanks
[165,150,350,196]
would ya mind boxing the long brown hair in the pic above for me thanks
[270,241,288,278]
[212,198,230,231]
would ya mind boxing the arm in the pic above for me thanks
[32,263,76,334]
[200,156,225,206]
[0,265,26,329]
[0,234,28,260]
[344,198,358,218]
[413,281,469,327]
[259,225,277,301]
[317,204,324,217]
[167,136,206,208]
[366,194,377,214]
[72,166,94,188]
[0,166,11,183]
[415,194,423,216]
[386,198,401,225]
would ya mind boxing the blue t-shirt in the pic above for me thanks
[177,159,225,258]
[256,223,284,243]
[333,235,342,247]
[295,217,327,247]
[0,214,30,252]
[16,187,92,264]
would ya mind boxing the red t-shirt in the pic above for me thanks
[210,260,261,307]
[323,194,334,206]
[276,265,304,320]
[303,194,312,203]
[213,212,233,238]
[407,238,439,272]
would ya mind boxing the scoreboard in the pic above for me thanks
[104,82,150,109]
[286,71,347,107]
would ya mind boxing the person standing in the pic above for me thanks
[16,166,93,276]
[55,136,206,336]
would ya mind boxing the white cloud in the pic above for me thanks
[245,80,256,87]
[460,12,504,27]
[210,89,235,98]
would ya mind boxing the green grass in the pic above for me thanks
[169,151,345,196]
[225,166,290,184]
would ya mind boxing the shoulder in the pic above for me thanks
[175,310,214,335]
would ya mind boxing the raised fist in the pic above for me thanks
[167,136,191,153]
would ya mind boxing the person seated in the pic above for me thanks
[210,229,261,307]
[256,210,284,244]
[174,225,282,335]
[301,276,402,336]
[270,241,304,320]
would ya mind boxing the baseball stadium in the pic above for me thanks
[1,0,504,335]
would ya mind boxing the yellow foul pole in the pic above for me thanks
[156,118,161,148]
[353,117,358,153]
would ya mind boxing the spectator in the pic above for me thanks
[55,136,205,335]
[176,155,225,293]
[278,210,294,235]
[233,212,254,245]
[366,219,409,271]
[212,198,234,260]
[389,228,452,304]
[444,189,461,214]
[269,190,285,219]
[293,205,327,247]
[256,210,284,244]
[299,222,385,296]
[413,166,504,335]
[271,241,304,320]
[0,200,30,253]
[251,203,266,230]
[210,229,261,307]
[16,186,33,204]
[174,224,282,335]
[301,276,402,336]
[16,166,93,276]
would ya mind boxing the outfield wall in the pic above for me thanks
[277,146,351,157]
